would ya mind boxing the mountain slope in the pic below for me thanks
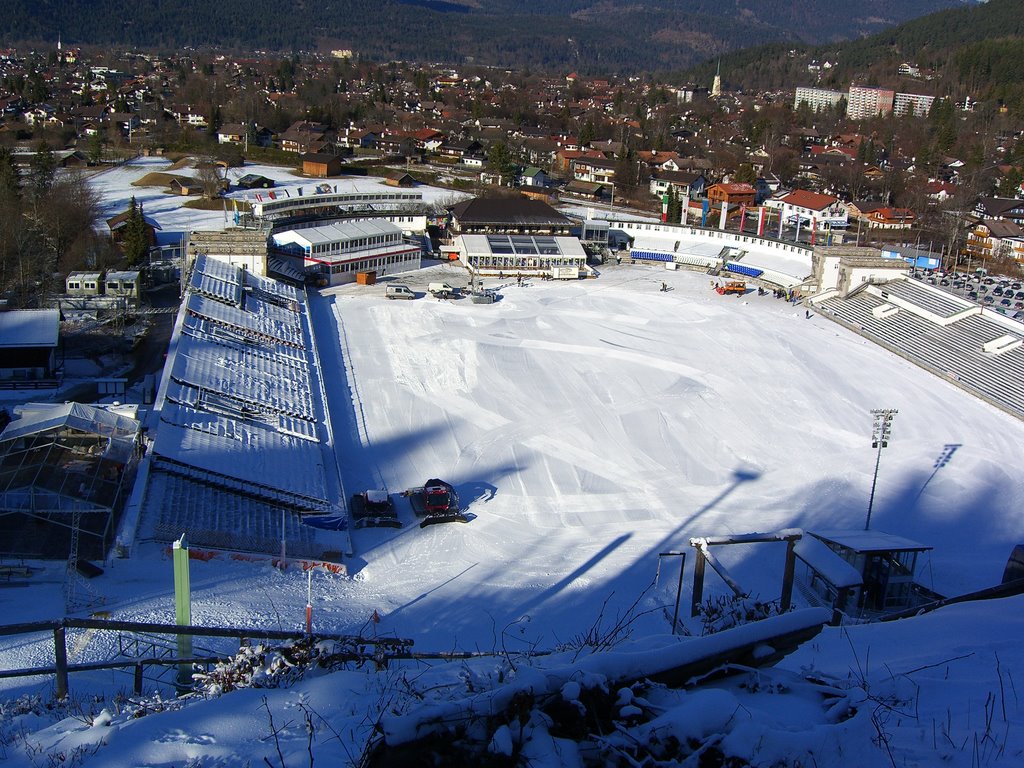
[0,0,963,72]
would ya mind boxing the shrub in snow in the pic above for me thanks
[699,594,783,635]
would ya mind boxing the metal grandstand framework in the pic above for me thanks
[0,403,142,559]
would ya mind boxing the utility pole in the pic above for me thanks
[866,409,897,530]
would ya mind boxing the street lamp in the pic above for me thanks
[865,408,897,530]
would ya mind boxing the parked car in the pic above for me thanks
[428,282,458,298]
[385,284,416,300]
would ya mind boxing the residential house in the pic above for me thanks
[519,167,551,188]
[279,120,329,154]
[845,201,887,222]
[571,156,617,185]
[864,207,916,229]
[649,171,707,200]
[706,182,757,210]
[521,137,559,167]
[439,138,483,162]
[974,197,1024,226]
[766,189,848,227]
[554,148,604,173]
[966,219,1024,263]
[217,123,249,144]
[166,104,207,128]
[923,180,956,203]
[376,133,417,157]
[408,128,445,152]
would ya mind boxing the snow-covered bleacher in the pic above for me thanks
[873,279,974,320]
[816,284,1024,418]
[138,253,350,557]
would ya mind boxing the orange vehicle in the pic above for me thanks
[716,280,746,295]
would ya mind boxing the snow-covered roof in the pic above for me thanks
[1,402,139,463]
[794,535,863,588]
[272,218,400,249]
[146,253,332,512]
[458,234,587,258]
[155,402,326,502]
[811,529,931,553]
[0,309,60,348]
[105,270,141,282]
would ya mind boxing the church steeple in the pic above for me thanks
[711,59,722,98]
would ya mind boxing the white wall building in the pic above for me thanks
[893,92,936,118]
[794,87,845,113]
[455,234,587,278]
[764,189,848,229]
[270,219,421,286]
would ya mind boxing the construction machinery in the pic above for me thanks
[403,479,468,527]
[350,489,402,529]
[716,280,746,295]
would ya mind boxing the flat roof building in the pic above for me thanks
[794,87,845,113]
[270,219,421,286]
[847,86,895,120]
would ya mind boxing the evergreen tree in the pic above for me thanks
[487,141,518,186]
[28,141,56,200]
[0,146,19,203]
[735,163,757,184]
[121,196,149,267]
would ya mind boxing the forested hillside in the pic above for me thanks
[692,0,1024,110]
[0,0,961,73]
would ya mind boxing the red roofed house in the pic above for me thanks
[765,189,848,227]
[865,207,916,229]
[706,182,757,209]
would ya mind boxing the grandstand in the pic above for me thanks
[135,254,351,559]
[813,279,1024,420]
[249,188,426,221]
[601,217,813,287]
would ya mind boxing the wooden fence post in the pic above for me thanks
[53,626,68,700]
[780,539,796,613]
[691,549,705,618]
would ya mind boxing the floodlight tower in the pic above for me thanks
[865,408,898,530]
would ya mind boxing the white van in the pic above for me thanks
[385,284,415,300]
[427,282,457,298]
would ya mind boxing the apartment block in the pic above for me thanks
[794,86,845,113]
[847,86,895,119]
[893,92,936,118]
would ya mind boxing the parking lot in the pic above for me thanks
[911,270,1024,320]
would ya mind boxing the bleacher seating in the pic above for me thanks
[817,286,1024,418]
[630,249,674,262]
[876,279,973,319]
[726,262,764,278]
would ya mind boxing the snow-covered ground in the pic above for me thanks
[1,160,1022,766]
[88,156,465,247]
